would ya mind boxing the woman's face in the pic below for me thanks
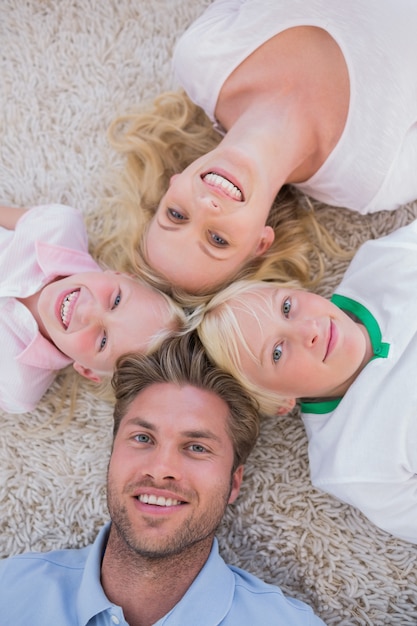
[145,149,275,293]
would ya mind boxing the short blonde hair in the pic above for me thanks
[195,280,301,415]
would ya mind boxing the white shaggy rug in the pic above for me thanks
[1,2,417,624]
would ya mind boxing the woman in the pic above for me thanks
[101,0,417,296]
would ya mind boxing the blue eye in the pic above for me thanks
[113,293,121,308]
[168,208,186,221]
[135,434,151,443]
[99,333,107,352]
[282,297,291,317]
[273,344,283,363]
[189,444,207,453]
[209,231,228,247]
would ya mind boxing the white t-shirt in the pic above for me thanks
[173,0,417,213]
[301,221,417,544]
[0,204,100,413]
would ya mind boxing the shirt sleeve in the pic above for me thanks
[18,203,90,251]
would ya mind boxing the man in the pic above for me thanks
[0,334,325,625]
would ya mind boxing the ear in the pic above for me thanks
[228,465,244,504]
[169,174,180,186]
[73,362,102,384]
[276,398,296,415]
[254,226,275,257]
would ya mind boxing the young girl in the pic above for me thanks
[0,204,185,414]
[98,0,417,296]
[195,220,417,545]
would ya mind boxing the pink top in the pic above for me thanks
[0,204,100,413]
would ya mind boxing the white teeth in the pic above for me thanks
[138,494,181,507]
[203,172,243,200]
[60,290,79,328]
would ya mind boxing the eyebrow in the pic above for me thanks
[124,417,156,430]
[104,289,131,369]
[157,218,227,260]
[197,240,225,260]
[122,416,222,442]
[259,335,270,368]
[157,218,179,232]
[259,289,280,367]
[182,429,222,443]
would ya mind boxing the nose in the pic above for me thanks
[143,446,182,482]
[198,193,223,214]
[295,318,320,348]
[75,296,101,327]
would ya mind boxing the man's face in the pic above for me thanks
[107,383,243,558]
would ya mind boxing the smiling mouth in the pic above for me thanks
[137,494,185,507]
[323,320,334,362]
[202,171,244,201]
[60,289,80,329]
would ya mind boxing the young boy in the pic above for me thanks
[1,204,184,414]
[196,220,417,544]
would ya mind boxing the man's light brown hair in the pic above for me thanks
[112,332,260,471]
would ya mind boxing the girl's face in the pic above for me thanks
[146,148,275,293]
[37,271,174,382]
[229,286,372,401]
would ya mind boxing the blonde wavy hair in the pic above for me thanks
[92,90,344,307]
[192,279,301,416]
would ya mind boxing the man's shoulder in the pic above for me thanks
[0,544,92,622]
[0,550,84,624]
[227,564,324,624]
[187,540,325,625]
[0,525,111,624]
[0,543,90,577]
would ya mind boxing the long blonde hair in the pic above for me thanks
[92,90,345,306]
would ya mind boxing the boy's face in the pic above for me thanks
[231,286,371,401]
[37,271,175,381]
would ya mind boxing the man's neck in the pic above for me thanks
[101,529,213,626]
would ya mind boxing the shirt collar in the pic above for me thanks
[76,527,236,626]
[77,523,116,625]
[17,329,73,369]
[16,240,101,370]
[36,240,100,283]
[155,538,235,625]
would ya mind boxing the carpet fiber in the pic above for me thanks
[1,1,416,624]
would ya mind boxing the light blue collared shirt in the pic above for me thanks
[0,523,325,625]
